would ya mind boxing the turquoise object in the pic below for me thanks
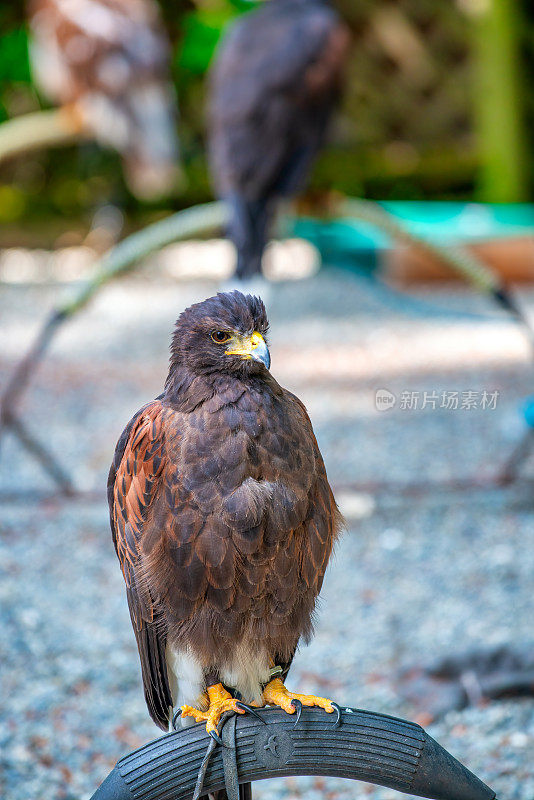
[381,201,534,242]
[291,202,534,273]
[293,217,381,273]
[522,396,534,428]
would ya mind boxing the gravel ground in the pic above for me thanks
[1,269,534,799]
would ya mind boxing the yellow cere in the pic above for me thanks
[225,331,265,358]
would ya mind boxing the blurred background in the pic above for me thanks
[1,0,534,239]
[1,1,534,799]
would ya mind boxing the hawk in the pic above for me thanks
[208,0,350,279]
[28,0,179,199]
[108,292,342,738]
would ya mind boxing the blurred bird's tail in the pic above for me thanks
[227,195,271,279]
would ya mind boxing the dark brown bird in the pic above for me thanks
[28,0,179,199]
[208,0,350,279]
[108,291,342,739]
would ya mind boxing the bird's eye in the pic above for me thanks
[210,330,232,344]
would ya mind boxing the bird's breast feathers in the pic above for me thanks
[110,378,338,671]
[164,385,316,529]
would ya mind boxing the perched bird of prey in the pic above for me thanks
[109,291,342,739]
[208,0,350,279]
[28,0,179,199]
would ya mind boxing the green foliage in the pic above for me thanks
[0,27,31,84]
[177,11,225,75]
[0,0,532,241]
[176,2,257,75]
[0,25,32,122]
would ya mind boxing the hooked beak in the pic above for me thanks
[250,335,271,369]
[226,332,271,369]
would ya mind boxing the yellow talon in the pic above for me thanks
[262,677,334,715]
[181,683,244,734]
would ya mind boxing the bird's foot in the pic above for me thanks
[262,677,340,726]
[181,683,245,742]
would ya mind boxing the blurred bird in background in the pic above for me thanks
[208,0,350,282]
[28,0,180,200]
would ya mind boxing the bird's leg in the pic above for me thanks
[262,676,339,725]
[181,682,245,740]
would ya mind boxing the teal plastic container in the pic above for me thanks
[292,201,534,273]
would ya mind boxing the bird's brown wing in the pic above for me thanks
[290,391,342,598]
[270,392,342,677]
[29,0,178,198]
[29,0,171,101]
[108,400,173,730]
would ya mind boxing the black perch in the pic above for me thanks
[208,0,350,279]
[90,706,496,800]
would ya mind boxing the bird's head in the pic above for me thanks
[168,291,270,380]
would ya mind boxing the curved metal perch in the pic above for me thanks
[90,706,496,800]
[338,198,534,354]
[0,108,90,165]
[0,202,228,490]
[1,195,531,494]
